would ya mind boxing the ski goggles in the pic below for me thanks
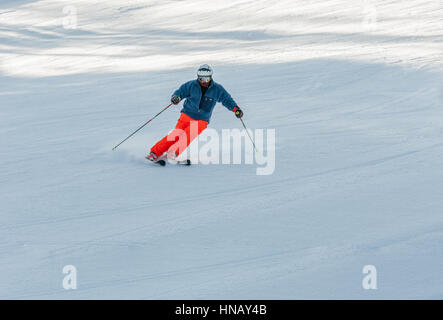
[198,76,211,83]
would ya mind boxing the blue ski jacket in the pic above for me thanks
[172,80,238,123]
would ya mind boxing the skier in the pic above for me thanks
[146,64,243,163]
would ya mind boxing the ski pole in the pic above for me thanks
[239,117,259,153]
[112,103,173,151]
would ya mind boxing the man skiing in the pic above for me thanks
[146,64,243,163]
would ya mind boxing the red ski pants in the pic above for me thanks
[150,113,208,157]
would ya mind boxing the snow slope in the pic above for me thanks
[1,0,442,299]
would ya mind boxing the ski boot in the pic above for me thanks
[146,152,166,166]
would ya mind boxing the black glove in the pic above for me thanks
[233,106,243,118]
[171,95,181,105]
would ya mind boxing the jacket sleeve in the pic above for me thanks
[218,85,238,111]
[172,81,192,99]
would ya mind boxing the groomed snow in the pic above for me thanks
[1,0,442,299]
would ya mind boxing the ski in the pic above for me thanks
[163,159,191,166]
[177,159,192,166]
[155,159,166,166]
[146,157,191,166]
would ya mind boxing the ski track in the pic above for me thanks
[3,142,439,234]
[8,143,443,273]
[5,224,443,299]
